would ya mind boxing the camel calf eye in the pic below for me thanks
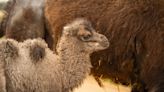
[80,34,92,41]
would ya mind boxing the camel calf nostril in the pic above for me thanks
[101,41,109,48]
[99,35,109,48]
[100,35,104,39]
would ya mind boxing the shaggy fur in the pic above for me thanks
[45,0,164,91]
[0,19,109,92]
[5,0,45,42]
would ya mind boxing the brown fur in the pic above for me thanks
[5,0,45,42]
[45,0,164,91]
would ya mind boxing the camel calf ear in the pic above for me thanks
[30,45,45,63]
[0,39,19,60]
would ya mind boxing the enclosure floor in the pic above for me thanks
[73,76,131,92]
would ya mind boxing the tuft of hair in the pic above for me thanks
[22,38,47,63]
[63,18,92,35]
[29,45,45,63]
